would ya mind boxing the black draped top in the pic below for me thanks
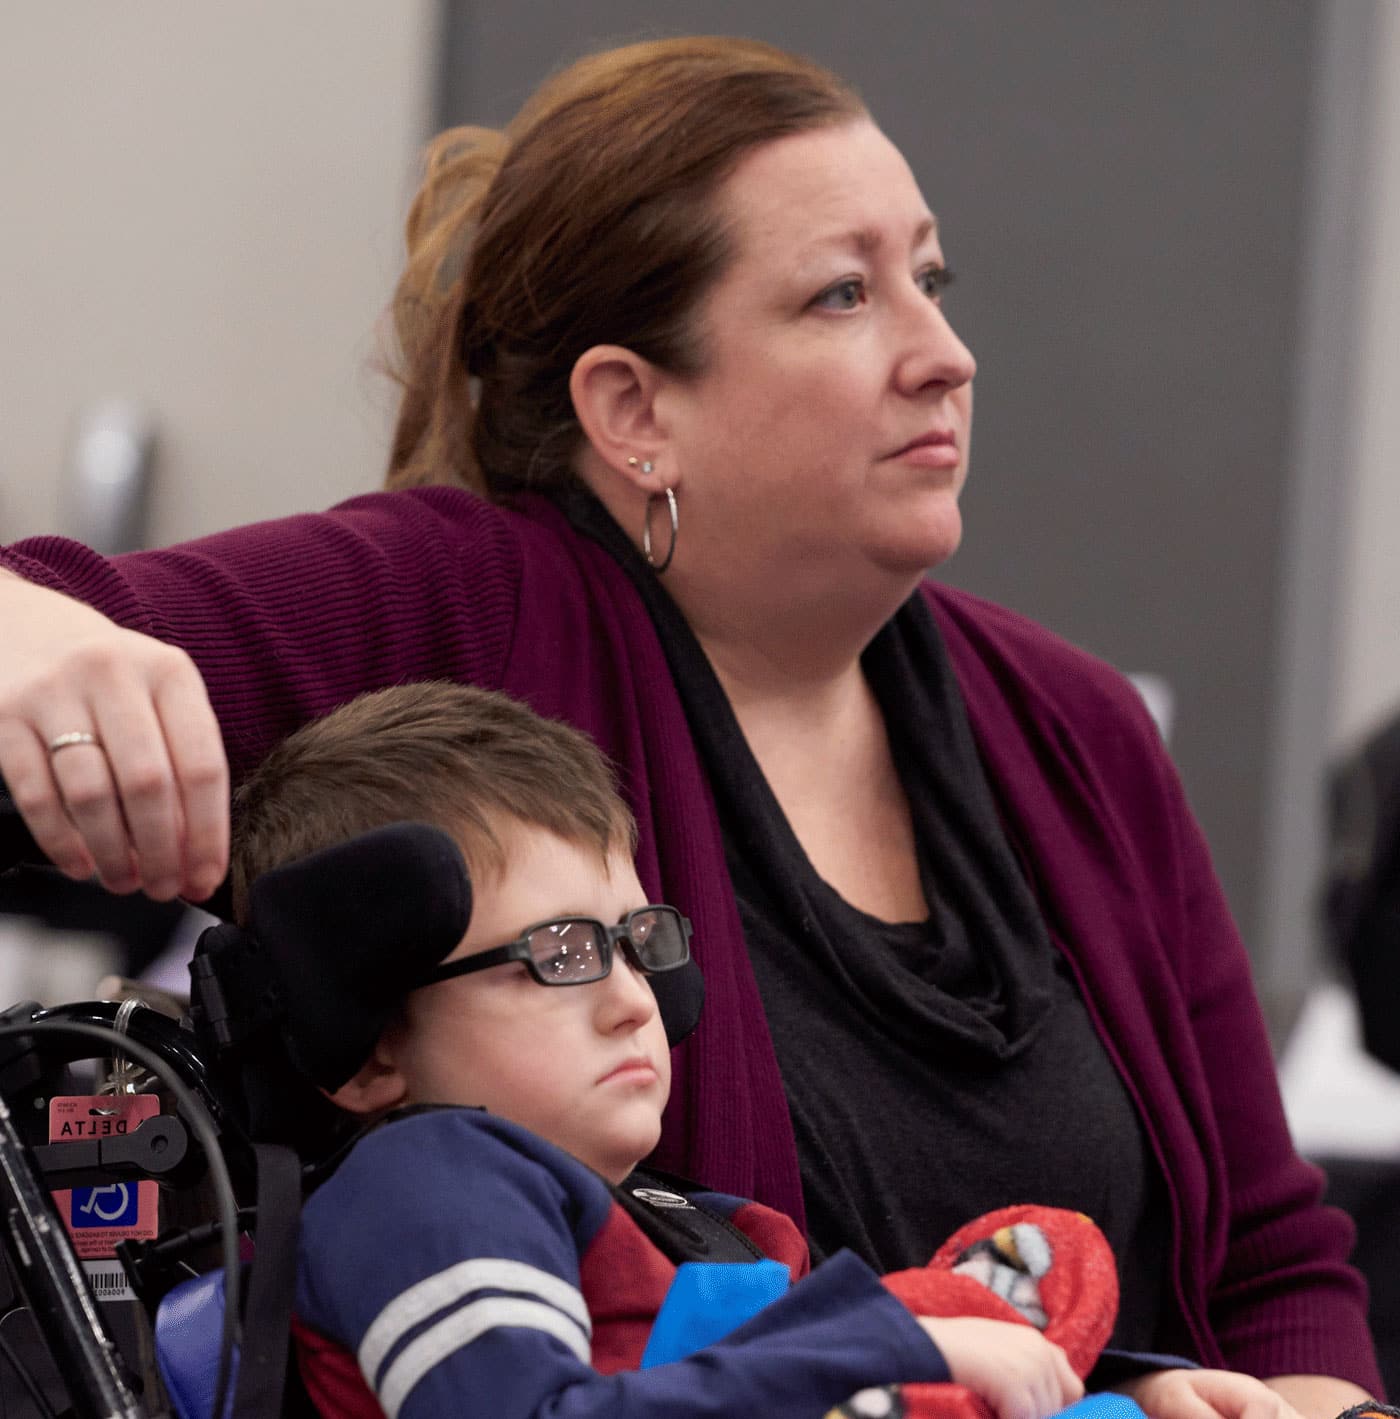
[561,494,1169,1350]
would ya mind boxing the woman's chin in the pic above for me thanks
[870,507,964,578]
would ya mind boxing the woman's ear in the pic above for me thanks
[326,1036,410,1118]
[570,345,677,495]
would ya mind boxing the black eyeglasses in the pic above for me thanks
[416,905,692,989]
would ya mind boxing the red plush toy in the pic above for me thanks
[827,1204,1119,1419]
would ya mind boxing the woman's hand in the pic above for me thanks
[0,571,228,900]
[1263,1377,1372,1419]
[1115,1368,1311,1419]
[920,1316,1084,1419]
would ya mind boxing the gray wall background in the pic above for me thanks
[437,0,1372,1029]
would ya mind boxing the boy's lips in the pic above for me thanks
[598,1056,658,1084]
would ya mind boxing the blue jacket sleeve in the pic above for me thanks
[296,1111,949,1419]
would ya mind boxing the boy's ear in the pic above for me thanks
[325,1039,409,1118]
[569,344,678,495]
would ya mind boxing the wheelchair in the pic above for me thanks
[0,797,631,1419]
[0,792,306,1419]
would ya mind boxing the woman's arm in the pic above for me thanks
[0,568,227,898]
[1083,669,1380,1394]
[1162,779,1379,1393]
[931,589,1382,1393]
[0,488,522,896]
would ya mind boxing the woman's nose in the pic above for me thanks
[899,298,976,394]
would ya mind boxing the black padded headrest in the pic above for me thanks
[193,822,471,1091]
[191,821,705,1095]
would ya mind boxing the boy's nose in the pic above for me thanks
[595,955,659,1030]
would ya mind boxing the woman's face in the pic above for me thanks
[658,119,976,604]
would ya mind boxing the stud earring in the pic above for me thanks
[627,456,655,476]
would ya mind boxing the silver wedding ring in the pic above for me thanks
[48,731,102,755]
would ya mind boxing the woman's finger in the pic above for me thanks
[1229,1389,1292,1419]
[1120,1372,1228,1419]
[151,662,229,900]
[81,642,228,901]
[1155,1386,1219,1419]
[41,716,142,893]
[0,722,98,881]
[29,657,221,902]
[80,690,186,900]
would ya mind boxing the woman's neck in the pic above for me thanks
[669,560,921,702]
[697,620,930,923]
[700,630,870,745]
[684,580,890,816]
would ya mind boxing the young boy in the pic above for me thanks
[214,681,1088,1419]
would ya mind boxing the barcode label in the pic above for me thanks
[82,1261,135,1302]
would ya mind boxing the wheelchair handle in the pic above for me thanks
[33,1112,197,1190]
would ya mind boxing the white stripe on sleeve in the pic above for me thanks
[375,1296,593,1419]
[359,1257,591,1382]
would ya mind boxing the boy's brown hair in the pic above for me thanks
[230,681,637,922]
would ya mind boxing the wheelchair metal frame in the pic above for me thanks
[0,1001,247,1419]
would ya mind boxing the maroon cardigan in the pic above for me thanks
[4,485,1380,1391]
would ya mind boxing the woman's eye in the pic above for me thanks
[813,277,866,311]
[917,265,955,302]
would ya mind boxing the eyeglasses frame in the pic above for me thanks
[415,905,692,989]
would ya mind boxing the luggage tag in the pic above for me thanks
[48,1092,161,1302]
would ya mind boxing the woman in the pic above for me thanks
[0,36,1380,1415]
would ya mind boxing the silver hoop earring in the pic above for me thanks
[643,488,679,574]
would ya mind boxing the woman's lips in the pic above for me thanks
[891,432,960,469]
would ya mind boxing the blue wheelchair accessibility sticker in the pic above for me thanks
[71,1184,139,1228]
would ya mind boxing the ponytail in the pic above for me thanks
[385,126,507,492]
[383,39,864,499]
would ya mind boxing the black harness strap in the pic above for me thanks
[613,1167,766,1265]
[230,1142,302,1419]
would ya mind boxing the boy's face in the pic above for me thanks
[376,824,672,1183]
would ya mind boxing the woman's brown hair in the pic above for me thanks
[384,36,865,495]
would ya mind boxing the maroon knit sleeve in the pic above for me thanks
[1034,624,1381,1390]
[2,487,522,783]
[926,583,1381,1393]
[1153,745,1382,1391]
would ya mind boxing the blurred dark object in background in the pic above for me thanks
[0,865,188,979]
[1319,707,1400,1398]
[1324,709,1400,1074]
[1326,1160,1400,1402]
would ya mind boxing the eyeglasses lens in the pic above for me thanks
[527,920,606,983]
[627,908,688,970]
